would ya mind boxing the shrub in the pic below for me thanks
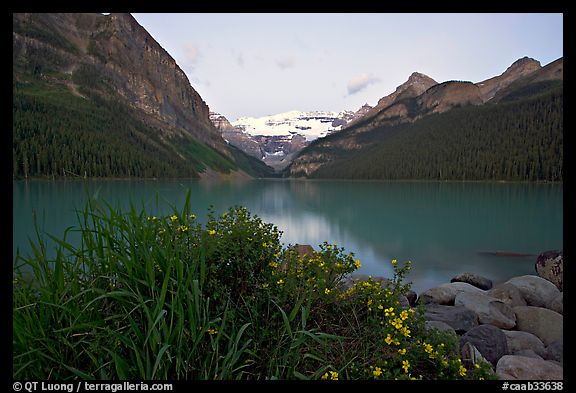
[13,193,496,380]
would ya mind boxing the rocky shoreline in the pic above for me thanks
[412,250,563,380]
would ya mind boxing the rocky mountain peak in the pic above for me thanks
[476,57,542,102]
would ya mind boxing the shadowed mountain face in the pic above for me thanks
[285,57,562,180]
[13,13,273,178]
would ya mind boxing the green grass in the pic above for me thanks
[13,191,496,380]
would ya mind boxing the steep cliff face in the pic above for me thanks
[13,13,229,158]
[417,81,483,114]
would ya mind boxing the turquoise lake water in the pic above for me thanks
[13,179,563,294]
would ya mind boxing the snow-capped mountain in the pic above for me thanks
[232,110,355,142]
[210,109,365,172]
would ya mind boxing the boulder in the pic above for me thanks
[418,282,485,305]
[535,250,563,291]
[425,320,458,337]
[546,292,563,315]
[460,342,493,371]
[405,290,417,307]
[488,283,527,308]
[496,355,563,380]
[544,340,563,365]
[513,306,563,346]
[425,320,459,351]
[424,304,478,334]
[506,275,560,307]
[454,291,516,329]
[502,330,546,357]
[451,272,493,290]
[460,325,508,366]
[513,349,543,360]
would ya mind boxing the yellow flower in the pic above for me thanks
[390,318,403,329]
[324,288,331,295]
[354,259,362,269]
[373,367,382,378]
[367,298,373,306]
[400,310,409,321]
[385,334,394,345]
[262,242,268,247]
[384,307,395,316]
[474,363,481,369]
[170,215,178,222]
[329,371,338,380]
[177,225,189,232]
[458,365,467,377]
[402,360,410,373]
[189,214,196,219]
[269,261,279,268]
[391,259,397,265]
[262,283,269,289]
[400,326,411,337]
[398,348,406,355]
[208,229,216,236]
[277,279,284,285]
[207,328,218,335]
[321,373,328,380]
[424,343,433,354]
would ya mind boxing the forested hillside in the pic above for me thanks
[13,13,274,179]
[290,86,562,181]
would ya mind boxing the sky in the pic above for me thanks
[132,13,563,121]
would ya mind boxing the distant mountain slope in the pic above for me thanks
[286,57,563,181]
[13,13,273,178]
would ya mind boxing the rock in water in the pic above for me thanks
[496,355,563,380]
[535,250,563,291]
[451,272,493,290]
[460,325,508,366]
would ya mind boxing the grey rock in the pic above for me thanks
[502,330,546,357]
[460,342,494,371]
[460,325,509,366]
[418,282,485,305]
[546,292,563,315]
[506,275,560,307]
[424,304,479,333]
[455,291,516,329]
[513,306,563,346]
[514,349,543,360]
[535,250,563,291]
[544,340,563,365]
[489,283,527,308]
[405,290,417,307]
[496,355,563,380]
[451,272,493,290]
[425,320,458,336]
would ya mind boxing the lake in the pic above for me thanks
[13,179,563,295]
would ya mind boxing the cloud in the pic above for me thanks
[275,56,295,69]
[347,73,380,95]
[237,53,244,67]
[182,44,201,69]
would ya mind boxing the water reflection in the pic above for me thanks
[13,179,562,294]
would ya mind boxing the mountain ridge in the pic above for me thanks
[13,12,273,179]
